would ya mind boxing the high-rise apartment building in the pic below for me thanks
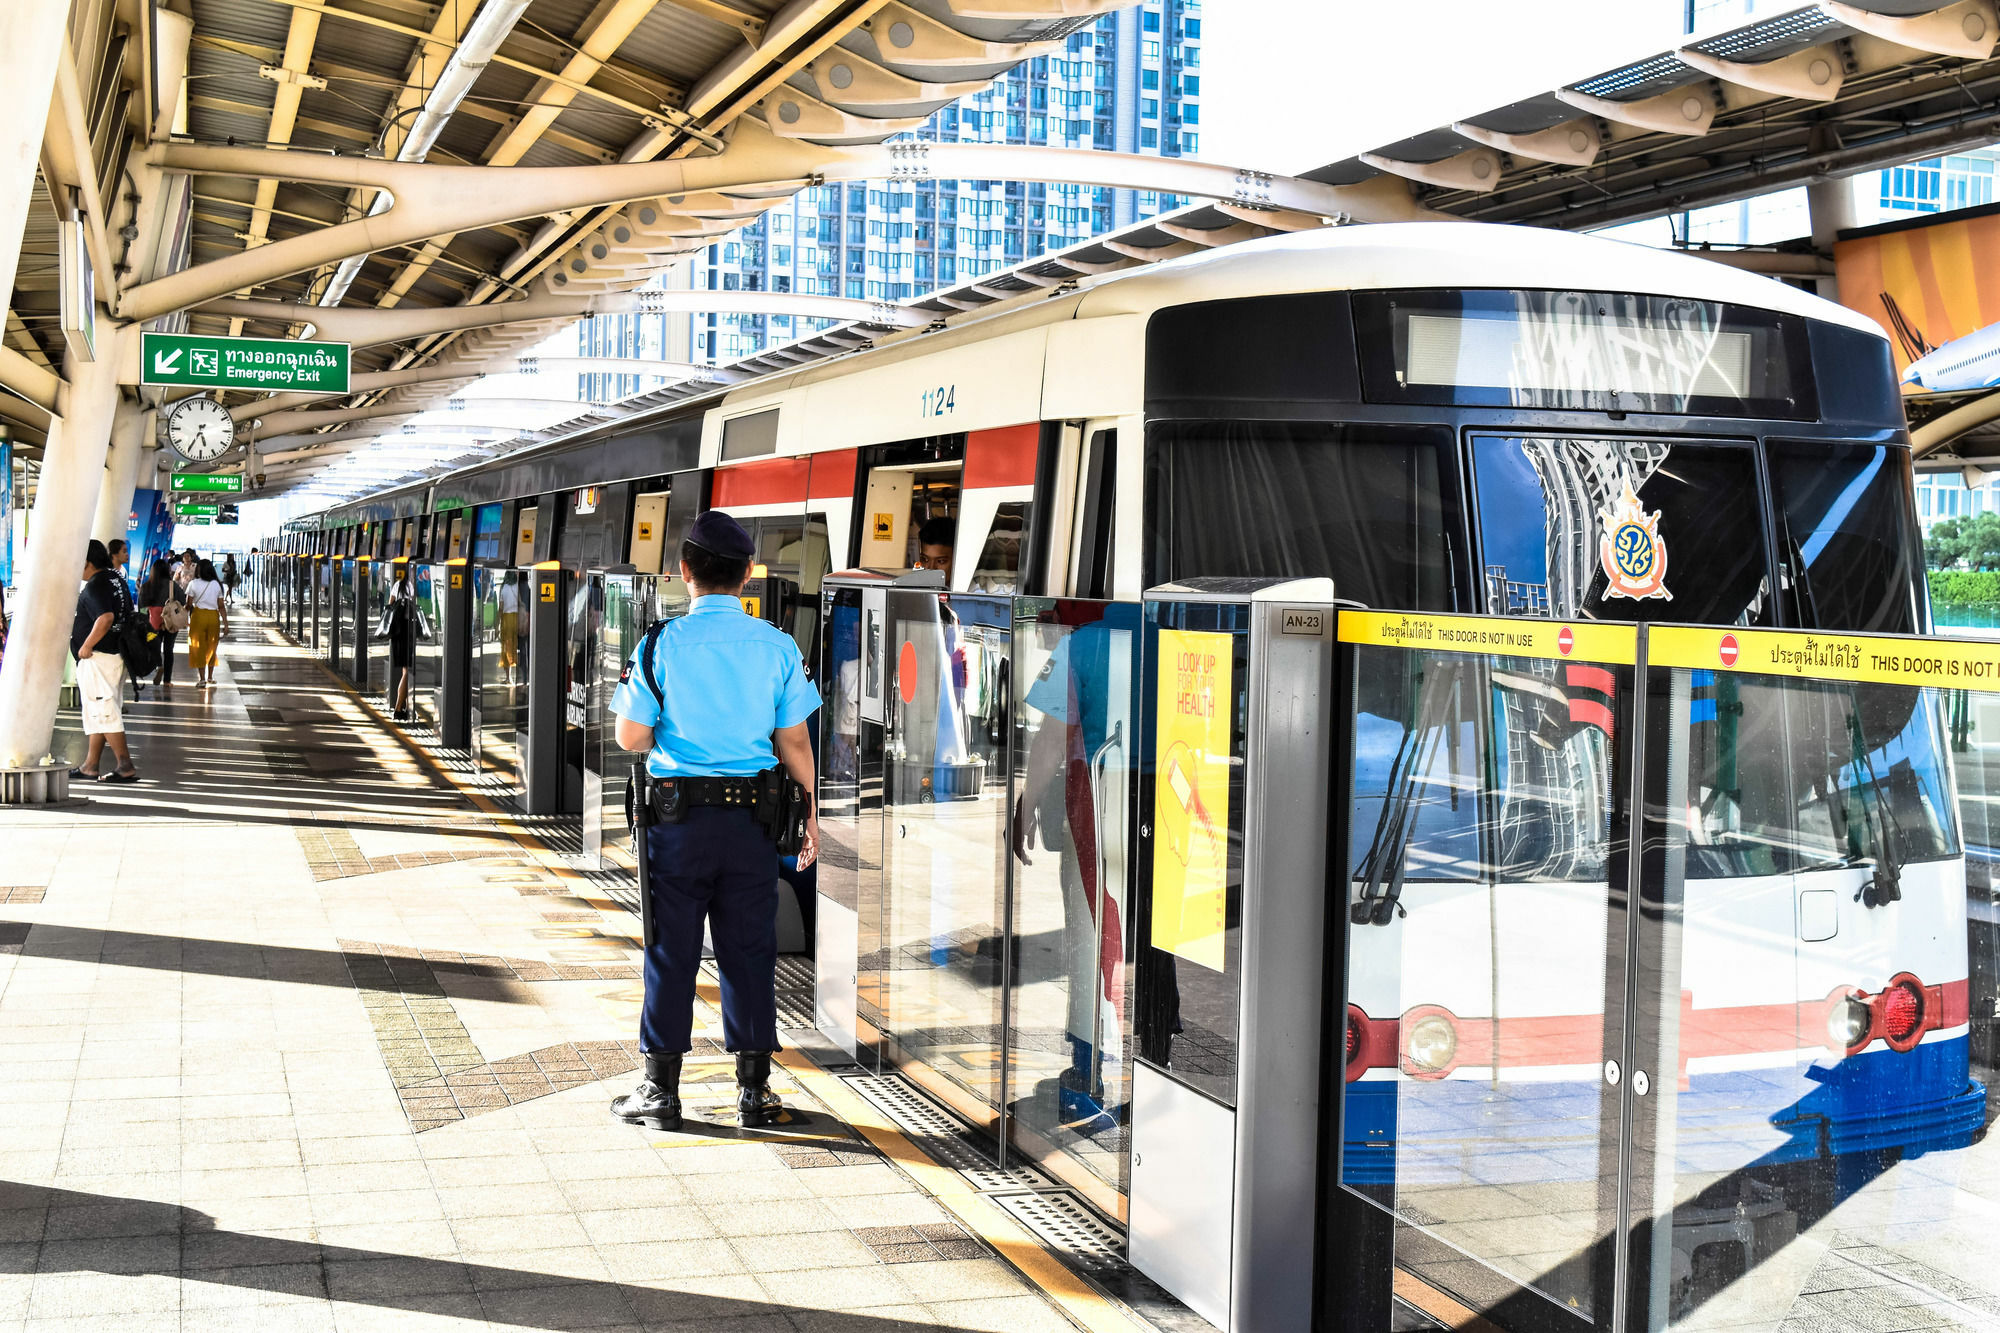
[638,0,1202,371]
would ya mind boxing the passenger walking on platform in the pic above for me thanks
[183,560,228,688]
[608,511,820,1132]
[72,540,139,784]
[138,560,186,696]
[222,554,240,605]
[380,568,420,721]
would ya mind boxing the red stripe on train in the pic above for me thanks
[713,456,809,508]
[1345,979,1969,1083]
[965,424,1040,489]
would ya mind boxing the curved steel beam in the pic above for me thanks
[194,288,924,346]
[123,122,1417,321]
[1914,388,2000,457]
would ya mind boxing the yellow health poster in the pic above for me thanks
[1152,628,1233,973]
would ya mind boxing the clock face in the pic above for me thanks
[166,396,235,462]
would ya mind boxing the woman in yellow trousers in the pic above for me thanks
[183,559,230,687]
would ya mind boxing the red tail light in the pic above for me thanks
[1881,980,1924,1043]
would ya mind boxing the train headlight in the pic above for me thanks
[1404,1013,1458,1076]
[1827,993,1871,1051]
[1882,979,1925,1044]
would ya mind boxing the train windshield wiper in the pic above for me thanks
[1352,662,1463,927]
[1844,695,1904,908]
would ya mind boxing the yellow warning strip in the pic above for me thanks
[776,1050,1153,1333]
[1337,609,1637,666]
[1649,623,2000,691]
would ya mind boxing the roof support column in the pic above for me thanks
[0,323,136,769]
[0,2,70,312]
[92,406,154,550]
[1808,177,1858,302]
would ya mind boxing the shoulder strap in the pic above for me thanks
[639,619,670,709]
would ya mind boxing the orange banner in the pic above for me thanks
[1836,209,2000,390]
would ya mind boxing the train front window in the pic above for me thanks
[1678,674,1959,880]
[1474,437,1771,626]
[1145,421,1452,609]
[1768,441,1925,634]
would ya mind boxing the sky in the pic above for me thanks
[1202,0,1692,177]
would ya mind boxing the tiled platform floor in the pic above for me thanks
[0,612,1144,1332]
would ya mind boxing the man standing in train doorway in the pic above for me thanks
[608,511,821,1131]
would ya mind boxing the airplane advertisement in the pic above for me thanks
[1835,206,2000,395]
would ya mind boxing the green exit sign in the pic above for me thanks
[142,332,349,393]
[174,502,220,519]
[170,472,244,494]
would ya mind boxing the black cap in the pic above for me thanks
[686,509,755,561]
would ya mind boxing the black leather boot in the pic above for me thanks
[611,1053,683,1130]
[735,1052,782,1127]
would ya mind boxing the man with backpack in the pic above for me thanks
[72,539,142,784]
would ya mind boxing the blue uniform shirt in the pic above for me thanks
[611,594,820,777]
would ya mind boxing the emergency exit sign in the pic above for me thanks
[170,472,244,494]
[142,332,349,393]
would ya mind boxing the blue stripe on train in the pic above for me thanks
[1339,1035,1983,1187]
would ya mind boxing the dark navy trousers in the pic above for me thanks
[640,805,781,1055]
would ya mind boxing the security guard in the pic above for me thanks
[610,510,820,1130]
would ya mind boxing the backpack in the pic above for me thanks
[118,612,161,678]
[103,578,157,678]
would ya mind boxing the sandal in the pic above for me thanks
[99,771,140,784]
[68,768,99,781]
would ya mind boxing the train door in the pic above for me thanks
[630,491,669,572]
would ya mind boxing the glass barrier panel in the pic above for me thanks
[411,566,442,728]
[875,590,1012,1127]
[1338,639,1628,1323]
[1008,598,1142,1213]
[820,584,881,1057]
[1635,649,1990,1332]
[475,567,528,797]
[334,559,355,672]
[594,575,657,860]
[562,571,598,816]
[367,563,392,696]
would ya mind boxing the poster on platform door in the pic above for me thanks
[1150,628,1232,973]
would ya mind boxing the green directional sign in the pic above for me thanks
[169,471,244,494]
[173,502,220,521]
[142,332,349,393]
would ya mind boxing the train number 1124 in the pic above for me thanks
[922,384,956,418]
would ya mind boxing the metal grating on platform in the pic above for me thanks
[991,1192,1126,1276]
[842,1075,1047,1191]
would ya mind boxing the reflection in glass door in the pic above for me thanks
[1632,640,1986,1332]
[1008,598,1141,1217]
[1335,632,1632,1329]
[873,590,1013,1129]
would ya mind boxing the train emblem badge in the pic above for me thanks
[1598,481,1671,601]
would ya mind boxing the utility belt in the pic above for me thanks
[632,766,809,856]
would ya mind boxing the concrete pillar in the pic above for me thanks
[0,2,69,314]
[92,403,150,553]
[1808,177,1858,303]
[0,322,134,768]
